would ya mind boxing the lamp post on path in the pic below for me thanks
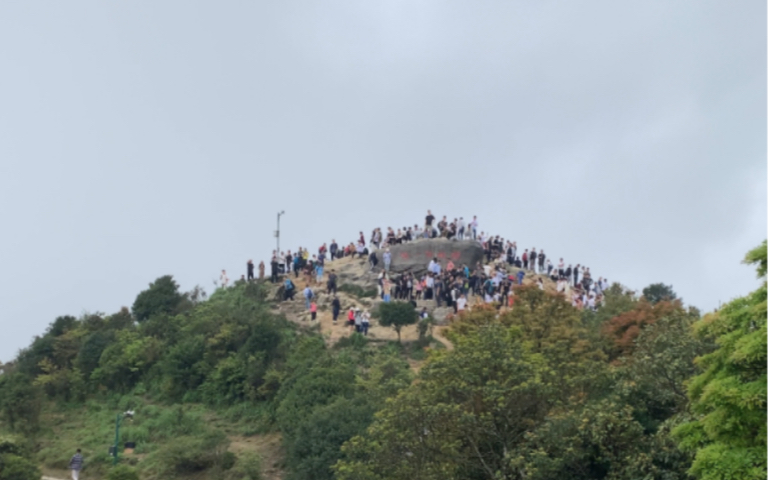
[276,210,285,257]
[111,410,134,465]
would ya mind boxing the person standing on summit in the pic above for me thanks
[470,215,478,240]
[457,217,466,240]
[247,260,254,281]
[425,210,435,237]
[270,254,279,283]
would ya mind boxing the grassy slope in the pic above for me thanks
[35,397,285,480]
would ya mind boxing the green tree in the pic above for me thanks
[0,436,40,480]
[275,359,357,441]
[642,283,678,304]
[132,275,184,322]
[47,315,78,337]
[286,349,412,480]
[0,374,41,434]
[91,330,163,391]
[376,301,418,343]
[336,325,553,480]
[619,311,711,432]
[289,397,376,480]
[673,241,767,480]
[76,329,115,378]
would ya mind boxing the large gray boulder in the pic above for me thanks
[376,238,484,275]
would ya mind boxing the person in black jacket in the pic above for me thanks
[329,240,338,260]
[327,270,338,295]
[270,254,279,283]
[331,296,341,324]
[247,260,254,281]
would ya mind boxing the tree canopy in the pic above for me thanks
[673,241,767,480]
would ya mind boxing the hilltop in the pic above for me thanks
[0,239,764,480]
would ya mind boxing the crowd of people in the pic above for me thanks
[235,210,609,320]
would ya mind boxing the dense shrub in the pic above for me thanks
[145,431,230,476]
[131,275,184,322]
[0,436,40,480]
[106,464,140,480]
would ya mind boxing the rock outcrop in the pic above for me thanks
[374,238,484,274]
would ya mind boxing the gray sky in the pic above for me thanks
[1,1,765,362]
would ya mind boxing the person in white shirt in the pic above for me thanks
[220,269,229,287]
[425,274,435,300]
[493,292,501,304]
[457,217,466,240]
[470,215,478,240]
[456,294,467,311]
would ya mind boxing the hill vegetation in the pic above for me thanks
[0,241,764,480]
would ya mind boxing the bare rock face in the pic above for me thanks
[431,306,454,326]
[375,238,484,275]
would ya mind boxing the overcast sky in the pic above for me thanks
[1,1,765,362]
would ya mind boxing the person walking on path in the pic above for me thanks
[327,270,338,295]
[69,448,84,480]
[332,296,341,324]
[310,301,317,321]
[361,310,370,335]
[303,286,313,310]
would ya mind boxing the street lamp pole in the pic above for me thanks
[276,210,285,256]
[112,410,134,465]
[112,413,121,465]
